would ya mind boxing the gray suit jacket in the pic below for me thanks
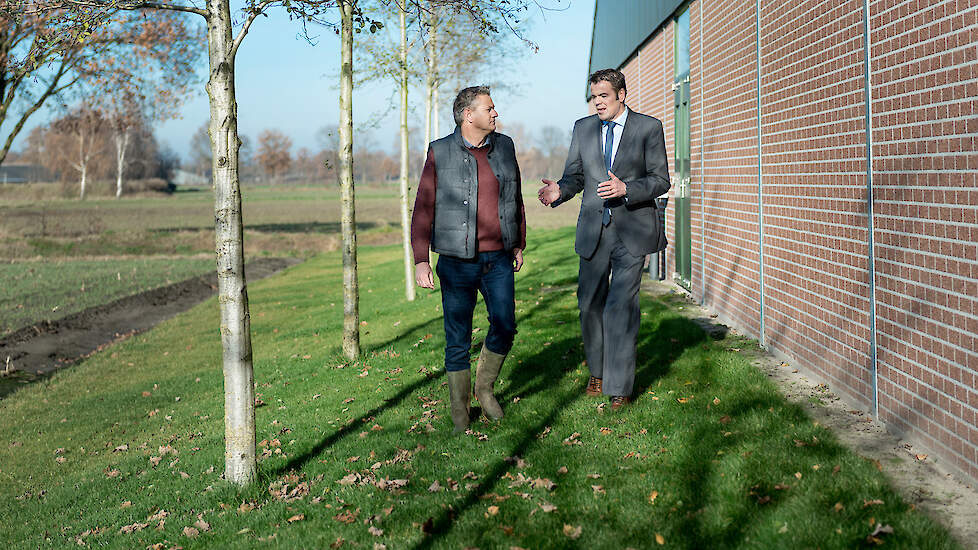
[555,108,671,259]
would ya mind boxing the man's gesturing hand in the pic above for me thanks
[415,262,434,289]
[538,179,560,206]
[597,170,626,199]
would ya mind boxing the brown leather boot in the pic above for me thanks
[474,346,505,420]
[446,369,471,432]
[585,376,603,397]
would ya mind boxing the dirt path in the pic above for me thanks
[0,257,301,386]
[642,280,978,550]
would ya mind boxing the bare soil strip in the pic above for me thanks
[0,257,301,380]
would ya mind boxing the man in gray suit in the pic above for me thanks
[538,68,670,410]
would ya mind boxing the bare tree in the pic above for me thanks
[338,0,360,359]
[355,0,419,301]
[0,9,200,166]
[52,105,108,199]
[255,128,292,181]
[397,3,414,301]
[189,122,211,177]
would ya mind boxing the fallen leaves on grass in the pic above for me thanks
[537,426,551,439]
[591,485,605,495]
[287,514,305,523]
[562,432,582,446]
[334,510,359,524]
[655,533,665,545]
[562,525,582,539]
[269,476,309,502]
[119,522,148,534]
[368,526,384,536]
[194,520,211,532]
[863,499,884,508]
[649,490,659,503]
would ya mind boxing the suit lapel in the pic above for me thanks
[610,108,636,175]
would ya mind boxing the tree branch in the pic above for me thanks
[230,0,278,61]
[49,0,208,17]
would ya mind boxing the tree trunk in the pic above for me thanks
[423,80,432,150]
[430,6,440,139]
[339,0,360,360]
[423,4,434,151]
[432,81,440,139]
[115,128,129,199]
[79,164,87,200]
[77,133,87,200]
[205,0,256,486]
[399,7,415,302]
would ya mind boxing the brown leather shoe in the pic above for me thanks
[585,376,602,396]
[610,395,631,411]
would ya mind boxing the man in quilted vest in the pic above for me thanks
[411,86,527,432]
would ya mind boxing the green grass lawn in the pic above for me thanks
[0,227,959,549]
[0,257,214,335]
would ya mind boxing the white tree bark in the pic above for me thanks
[79,163,87,200]
[74,133,89,200]
[432,82,440,138]
[398,6,415,302]
[114,128,130,199]
[205,0,256,486]
[339,0,360,360]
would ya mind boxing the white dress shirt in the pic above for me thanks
[600,107,628,170]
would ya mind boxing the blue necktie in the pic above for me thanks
[602,120,615,226]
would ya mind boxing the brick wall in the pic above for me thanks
[759,0,876,409]
[698,0,765,338]
[869,0,978,481]
[610,0,978,481]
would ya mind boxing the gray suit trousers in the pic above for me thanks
[577,219,645,396]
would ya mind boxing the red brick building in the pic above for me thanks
[589,0,977,482]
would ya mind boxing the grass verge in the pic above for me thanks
[0,227,960,549]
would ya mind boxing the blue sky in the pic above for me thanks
[145,0,597,160]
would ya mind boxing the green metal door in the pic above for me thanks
[673,9,692,288]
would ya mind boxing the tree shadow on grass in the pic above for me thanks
[415,315,705,548]
[271,368,442,476]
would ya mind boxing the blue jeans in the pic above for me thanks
[436,250,517,372]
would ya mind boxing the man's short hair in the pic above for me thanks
[453,86,491,125]
[588,68,627,95]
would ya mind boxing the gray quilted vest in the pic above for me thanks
[429,127,521,259]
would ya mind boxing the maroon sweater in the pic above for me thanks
[411,145,526,263]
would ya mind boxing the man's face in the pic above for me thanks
[590,80,626,121]
[466,94,497,133]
